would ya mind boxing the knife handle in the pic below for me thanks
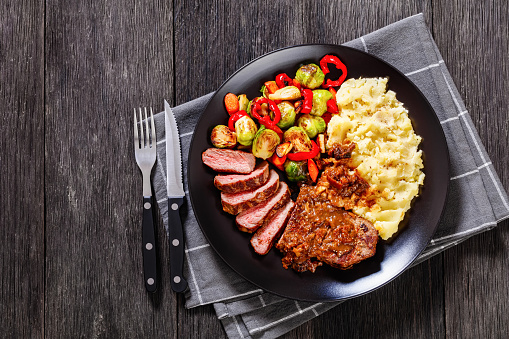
[168,197,188,293]
[142,197,158,293]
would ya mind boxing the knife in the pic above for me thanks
[164,100,188,293]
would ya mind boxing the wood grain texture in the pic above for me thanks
[0,0,45,337]
[1,0,508,338]
[44,0,177,337]
[433,1,509,338]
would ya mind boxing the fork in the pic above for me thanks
[133,107,158,293]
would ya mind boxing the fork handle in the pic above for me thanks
[168,197,188,293]
[142,196,158,293]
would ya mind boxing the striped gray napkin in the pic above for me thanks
[151,13,509,339]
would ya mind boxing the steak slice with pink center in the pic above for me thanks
[251,200,295,255]
[214,161,269,193]
[221,170,279,215]
[236,182,290,233]
[202,148,256,174]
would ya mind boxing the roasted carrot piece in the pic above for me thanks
[269,153,286,171]
[308,158,319,182]
[264,81,279,94]
[224,93,240,115]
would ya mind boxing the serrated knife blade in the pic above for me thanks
[165,100,185,198]
[164,100,188,293]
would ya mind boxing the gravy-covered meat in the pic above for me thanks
[276,185,378,272]
[315,164,376,211]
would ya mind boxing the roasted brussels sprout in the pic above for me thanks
[235,115,258,146]
[210,125,236,148]
[260,84,267,98]
[284,160,308,182]
[276,142,293,157]
[310,89,333,116]
[283,126,312,153]
[252,126,280,159]
[297,115,326,139]
[295,63,325,89]
[268,86,301,101]
[276,101,296,129]
[238,94,249,112]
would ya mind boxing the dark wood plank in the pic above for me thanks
[44,0,178,337]
[433,1,509,337]
[0,0,45,337]
[173,1,443,338]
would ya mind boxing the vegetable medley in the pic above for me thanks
[210,55,348,183]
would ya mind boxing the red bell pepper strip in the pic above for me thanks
[275,73,293,88]
[326,99,339,114]
[251,97,281,125]
[329,87,337,96]
[308,158,319,182]
[320,54,347,88]
[287,140,320,161]
[228,110,248,131]
[301,89,313,114]
[321,112,332,124]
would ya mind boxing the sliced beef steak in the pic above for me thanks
[276,185,378,272]
[221,170,279,215]
[214,161,269,193]
[236,182,290,233]
[202,148,256,174]
[251,200,295,255]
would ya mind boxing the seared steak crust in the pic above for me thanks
[214,161,270,193]
[221,170,279,215]
[251,200,295,255]
[236,182,290,233]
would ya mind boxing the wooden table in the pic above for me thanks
[2,1,508,338]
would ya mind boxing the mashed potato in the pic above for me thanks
[327,77,425,240]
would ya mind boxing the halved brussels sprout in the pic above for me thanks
[238,94,249,112]
[310,89,333,116]
[235,115,258,146]
[211,125,236,148]
[284,160,308,182]
[297,115,326,139]
[268,86,301,101]
[295,63,325,89]
[252,126,280,159]
[276,101,296,129]
[283,126,312,153]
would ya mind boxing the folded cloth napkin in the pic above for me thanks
[151,13,509,339]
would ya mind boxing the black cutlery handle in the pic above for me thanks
[142,197,158,293]
[168,197,188,293]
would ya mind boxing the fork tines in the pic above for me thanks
[133,107,156,149]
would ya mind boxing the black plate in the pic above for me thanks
[188,44,449,302]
